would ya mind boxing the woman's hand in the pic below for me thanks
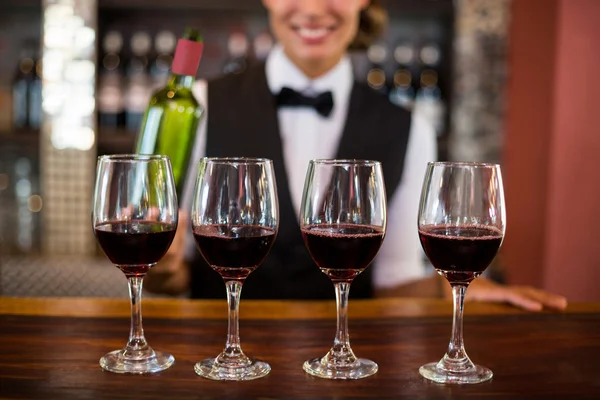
[463,276,568,311]
[144,210,191,295]
[376,274,568,312]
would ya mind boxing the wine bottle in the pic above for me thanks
[135,28,204,196]
[29,55,42,131]
[366,43,388,95]
[389,43,416,109]
[124,31,152,133]
[97,31,125,129]
[414,43,445,136]
[222,32,248,75]
[252,32,274,62]
[12,44,36,131]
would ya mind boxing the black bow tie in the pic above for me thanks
[275,87,334,118]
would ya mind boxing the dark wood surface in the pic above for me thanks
[0,298,599,399]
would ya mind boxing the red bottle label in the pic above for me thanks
[171,39,203,77]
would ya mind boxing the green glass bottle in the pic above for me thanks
[135,28,204,197]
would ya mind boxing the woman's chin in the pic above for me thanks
[294,47,340,66]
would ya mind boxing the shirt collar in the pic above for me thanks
[265,44,354,109]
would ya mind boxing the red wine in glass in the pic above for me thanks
[193,224,276,280]
[418,225,503,284]
[301,224,384,281]
[417,161,506,384]
[191,157,278,381]
[92,154,178,374]
[300,160,387,380]
[95,221,176,276]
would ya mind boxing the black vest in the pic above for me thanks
[189,63,412,299]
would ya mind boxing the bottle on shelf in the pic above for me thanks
[414,43,445,136]
[366,42,389,95]
[223,32,249,75]
[97,31,126,129]
[11,41,40,132]
[124,31,152,133]
[135,28,204,196]
[29,56,42,131]
[389,43,416,109]
[12,48,34,131]
[252,31,274,63]
[150,30,177,90]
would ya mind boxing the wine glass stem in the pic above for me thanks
[126,275,149,352]
[447,284,468,361]
[224,280,243,357]
[333,282,352,352]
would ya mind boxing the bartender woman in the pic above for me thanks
[146,0,566,311]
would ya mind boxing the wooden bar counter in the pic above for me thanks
[1,297,599,399]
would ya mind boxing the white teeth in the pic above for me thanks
[298,27,328,40]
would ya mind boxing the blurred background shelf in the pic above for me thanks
[0,0,453,145]
[0,0,452,12]
[96,0,454,14]
[0,0,455,297]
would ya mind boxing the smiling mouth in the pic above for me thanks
[292,25,337,42]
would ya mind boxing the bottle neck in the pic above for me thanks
[170,38,203,85]
[168,73,195,89]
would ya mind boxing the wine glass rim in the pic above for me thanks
[98,154,170,163]
[310,159,381,166]
[201,157,273,165]
[429,161,500,168]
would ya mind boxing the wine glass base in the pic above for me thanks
[303,357,378,380]
[419,362,493,384]
[99,349,174,374]
[194,357,271,381]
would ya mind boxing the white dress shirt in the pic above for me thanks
[183,45,437,289]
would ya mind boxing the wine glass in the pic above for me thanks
[418,162,506,384]
[300,159,386,380]
[92,154,178,374]
[191,157,278,380]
